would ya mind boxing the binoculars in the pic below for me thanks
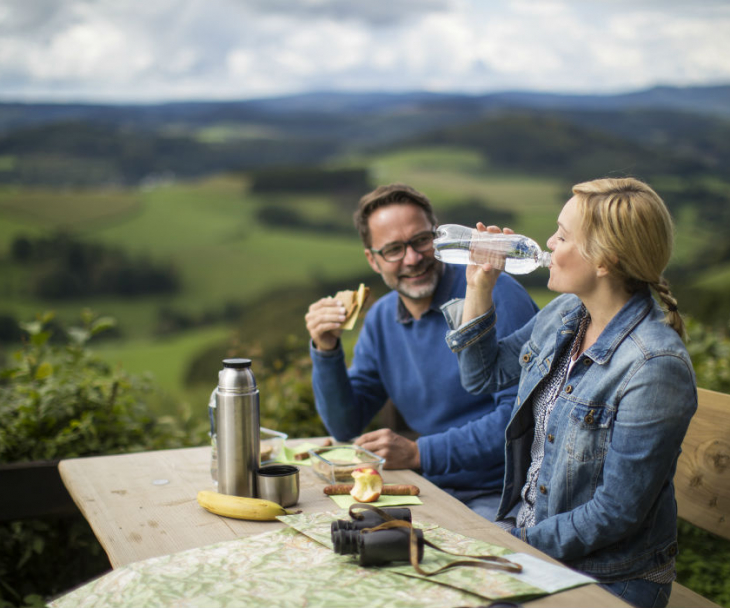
[331,507,423,567]
[330,507,412,531]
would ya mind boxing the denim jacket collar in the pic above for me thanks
[564,289,654,365]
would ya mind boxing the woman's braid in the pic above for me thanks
[652,277,686,339]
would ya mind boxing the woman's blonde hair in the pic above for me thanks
[571,177,685,338]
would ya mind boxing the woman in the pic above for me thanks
[442,177,697,608]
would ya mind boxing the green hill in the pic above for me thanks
[2,98,730,413]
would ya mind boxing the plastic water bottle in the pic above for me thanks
[434,224,551,274]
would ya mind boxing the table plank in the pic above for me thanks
[60,445,628,607]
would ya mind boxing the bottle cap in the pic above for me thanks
[218,358,257,392]
[223,358,252,369]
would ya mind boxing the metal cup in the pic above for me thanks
[257,465,300,507]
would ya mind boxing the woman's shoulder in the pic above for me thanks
[608,297,696,393]
[631,299,690,356]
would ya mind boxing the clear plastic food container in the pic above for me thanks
[260,427,288,463]
[308,445,385,484]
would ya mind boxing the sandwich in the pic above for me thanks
[334,283,370,330]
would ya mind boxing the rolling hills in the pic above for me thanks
[1,84,730,408]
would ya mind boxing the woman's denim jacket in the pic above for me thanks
[442,291,697,581]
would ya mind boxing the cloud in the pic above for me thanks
[241,0,454,26]
[0,0,728,102]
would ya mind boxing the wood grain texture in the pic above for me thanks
[59,442,629,607]
[669,387,730,608]
[675,387,730,542]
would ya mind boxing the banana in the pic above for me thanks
[196,490,291,521]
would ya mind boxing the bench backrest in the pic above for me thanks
[675,387,730,541]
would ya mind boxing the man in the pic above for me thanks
[305,183,538,520]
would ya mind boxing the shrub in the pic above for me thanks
[191,334,327,439]
[0,310,201,607]
[0,310,195,462]
[256,337,327,439]
[676,520,730,607]
[677,315,730,605]
[686,316,730,393]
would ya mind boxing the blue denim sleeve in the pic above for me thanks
[419,277,537,482]
[523,354,697,561]
[442,299,536,396]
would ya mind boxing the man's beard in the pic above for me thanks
[382,258,443,301]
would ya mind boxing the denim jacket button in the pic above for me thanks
[539,485,547,494]
[584,409,596,424]
[565,385,573,394]
[547,434,555,443]
[584,359,592,366]
[522,353,531,363]
[668,545,677,556]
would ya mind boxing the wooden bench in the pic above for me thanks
[669,387,730,608]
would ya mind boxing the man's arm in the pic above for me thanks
[359,275,538,478]
[308,296,389,441]
[310,341,386,440]
[416,382,515,484]
[354,381,518,475]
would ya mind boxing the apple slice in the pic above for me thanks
[350,466,383,503]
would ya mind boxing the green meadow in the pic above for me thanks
[0,145,716,415]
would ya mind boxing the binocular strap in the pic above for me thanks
[349,504,523,576]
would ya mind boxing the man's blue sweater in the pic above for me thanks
[310,264,538,497]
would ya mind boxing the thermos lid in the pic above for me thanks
[218,358,257,392]
[223,358,252,369]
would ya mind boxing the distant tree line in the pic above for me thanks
[256,204,352,235]
[662,181,730,227]
[249,166,370,234]
[411,111,728,183]
[249,166,370,194]
[250,167,518,237]
[154,302,246,336]
[438,198,516,227]
[3,109,730,188]
[0,121,338,187]
[10,232,179,299]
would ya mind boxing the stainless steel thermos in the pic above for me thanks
[215,358,260,497]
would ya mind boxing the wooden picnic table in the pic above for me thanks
[59,442,628,607]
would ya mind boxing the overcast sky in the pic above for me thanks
[1,0,729,104]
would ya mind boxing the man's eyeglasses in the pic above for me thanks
[370,230,436,262]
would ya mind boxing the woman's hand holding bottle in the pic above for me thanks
[462,224,514,324]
